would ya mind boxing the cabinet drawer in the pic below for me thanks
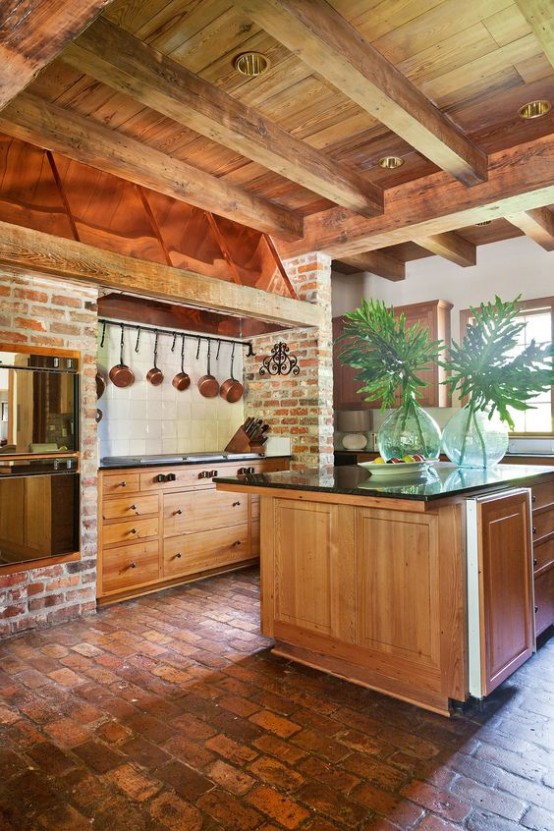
[534,536,554,574]
[140,465,215,492]
[535,567,554,637]
[532,508,554,544]
[163,524,250,578]
[102,494,159,521]
[102,541,159,593]
[163,489,248,537]
[532,480,554,511]
[103,517,159,546]
[102,472,140,496]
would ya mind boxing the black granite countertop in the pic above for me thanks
[98,452,289,469]
[214,461,554,502]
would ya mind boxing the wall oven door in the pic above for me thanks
[0,458,79,567]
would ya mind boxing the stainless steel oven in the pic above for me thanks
[0,348,78,455]
[0,457,79,567]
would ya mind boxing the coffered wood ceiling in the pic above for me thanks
[1,0,554,285]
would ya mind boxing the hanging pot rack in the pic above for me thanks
[98,318,255,356]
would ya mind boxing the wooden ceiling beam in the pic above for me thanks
[233,0,488,187]
[0,220,321,329]
[334,251,405,281]
[63,17,383,219]
[279,133,554,259]
[513,0,554,67]
[415,232,476,266]
[0,0,115,112]
[0,93,303,242]
[506,208,554,251]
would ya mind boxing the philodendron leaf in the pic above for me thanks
[336,299,442,410]
[441,296,554,429]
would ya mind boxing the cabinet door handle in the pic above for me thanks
[232,540,242,547]
[532,495,537,502]
[532,526,537,534]
[173,509,183,515]
[118,481,127,488]
[535,606,539,613]
[232,501,241,507]
[156,473,167,483]
[127,561,137,570]
[129,504,137,511]
[533,558,538,566]
[129,528,137,535]
[167,473,176,481]
[173,552,182,560]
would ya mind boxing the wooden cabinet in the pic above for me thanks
[333,299,452,410]
[98,457,288,604]
[260,494,466,715]
[466,489,534,698]
[530,479,554,636]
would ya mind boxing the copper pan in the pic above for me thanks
[108,324,135,388]
[96,370,106,400]
[146,331,164,386]
[198,340,219,398]
[172,334,191,391]
[220,344,243,403]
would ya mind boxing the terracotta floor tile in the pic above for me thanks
[0,567,552,830]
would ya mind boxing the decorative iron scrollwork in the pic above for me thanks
[259,342,299,376]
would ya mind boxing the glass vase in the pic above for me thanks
[377,403,442,461]
[441,406,509,468]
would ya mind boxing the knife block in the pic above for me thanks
[225,427,262,454]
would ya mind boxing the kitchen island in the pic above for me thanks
[215,462,554,715]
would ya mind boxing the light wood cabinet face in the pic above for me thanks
[274,501,333,634]
[163,488,247,537]
[356,509,440,667]
[163,524,249,578]
[101,494,159,521]
[102,517,159,547]
[102,541,160,593]
[98,458,289,602]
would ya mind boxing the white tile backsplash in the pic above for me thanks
[97,323,246,460]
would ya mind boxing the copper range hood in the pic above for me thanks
[0,133,297,335]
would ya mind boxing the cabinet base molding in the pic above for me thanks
[272,641,452,716]
[97,558,258,607]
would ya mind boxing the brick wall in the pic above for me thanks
[0,273,98,637]
[245,252,334,469]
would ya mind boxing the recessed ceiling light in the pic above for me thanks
[233,52,270,77]
[519,100,551,120]
[378,156,404,169]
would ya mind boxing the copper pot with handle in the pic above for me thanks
[172,334,191,391]
[219,343,243,403]
[108,324,135,388]
[146,331,164,386]
[198,340,219,398]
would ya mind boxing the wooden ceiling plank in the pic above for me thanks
[233,0,488,186]
[506,207,554,250]
[61,17,383,218]
[0,219,321,329]
[0,0,116,111]
[513,0,554,67]
[335,251,405,281]
[0,92,303,242]
[279,132,554,258]
[415,232,476,266]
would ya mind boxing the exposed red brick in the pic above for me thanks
[247,784,310,829]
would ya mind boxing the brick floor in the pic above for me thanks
[0,566,553,831]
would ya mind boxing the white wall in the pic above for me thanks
[97,324,245,459]
[332,236,553,341]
